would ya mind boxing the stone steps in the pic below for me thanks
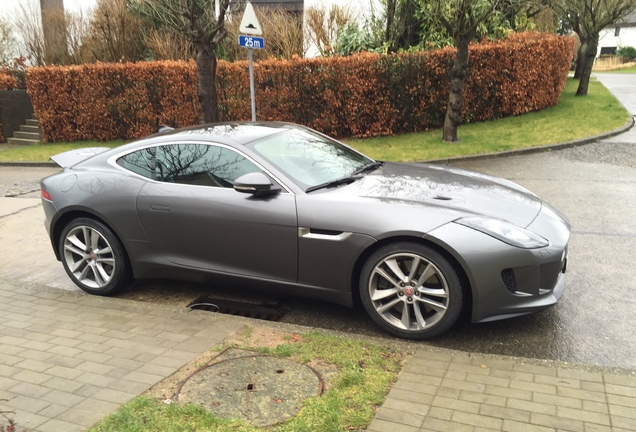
[7,115,42,145]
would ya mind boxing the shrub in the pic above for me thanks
[616,46,636,60]
[26,32,573,142]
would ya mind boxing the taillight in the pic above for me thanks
[41,188,52,201]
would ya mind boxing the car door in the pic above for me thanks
[135,142,298,282]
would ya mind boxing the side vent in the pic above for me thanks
[501,269,517,294]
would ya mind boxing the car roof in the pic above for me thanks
[145,121,299,146]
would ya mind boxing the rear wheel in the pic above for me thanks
[59,218,130,295]
[360,242,463,339]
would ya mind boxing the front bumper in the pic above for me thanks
[425,204,570,323]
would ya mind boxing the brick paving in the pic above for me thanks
[0,281,243,432]
[1,280,636,431]
[368,350,636,432]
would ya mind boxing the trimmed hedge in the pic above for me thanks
[27,61,199,142]
[27,32,573,142]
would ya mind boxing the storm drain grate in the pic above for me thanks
[188,296,287,321]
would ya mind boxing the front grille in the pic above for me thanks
[501,269,517,294]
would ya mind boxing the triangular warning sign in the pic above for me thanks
[239,2,262,36]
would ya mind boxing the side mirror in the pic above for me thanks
[233,172,281,196]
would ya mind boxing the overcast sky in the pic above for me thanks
[1,0,380,22]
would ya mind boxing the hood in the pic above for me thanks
[341,162,542,228]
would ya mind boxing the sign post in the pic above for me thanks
[238,2,263,122]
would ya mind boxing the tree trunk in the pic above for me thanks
[576,36,599,96]
[443,34,471,142]
[385,0,396,51]
[195,44,219,123]
[574,43,585,79]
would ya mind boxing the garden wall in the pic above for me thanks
[26,32,574,142]
[0,72,18,143]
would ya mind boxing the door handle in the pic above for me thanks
[150,205,170,212]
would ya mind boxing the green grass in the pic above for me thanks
[345,78,630,162]
[600,66,636,74]
[89,331,404,432]
[0,78,630,163]
[0,140,124,162]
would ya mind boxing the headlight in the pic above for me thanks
[455,217,549,249]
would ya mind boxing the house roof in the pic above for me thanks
[618,11,636,26]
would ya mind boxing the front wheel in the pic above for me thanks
[59,218,130,296]
[360,242,464,339]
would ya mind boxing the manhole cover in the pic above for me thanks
[176,348,323,426]
[188,296,287,321]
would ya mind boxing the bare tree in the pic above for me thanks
[83,0,146,62]
[13,2,47,66]
[305,4,354,56]
[553,0,636,95]
[0,18,17,64]
[128,0,231,123]
[429,0,501,142]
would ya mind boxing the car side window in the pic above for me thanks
[155,143,262,188]
[116,148,156,179]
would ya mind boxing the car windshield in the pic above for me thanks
[250,128,373,190]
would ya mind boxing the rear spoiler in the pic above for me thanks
[50,147,110,168]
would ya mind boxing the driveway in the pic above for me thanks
[1,74,635,371]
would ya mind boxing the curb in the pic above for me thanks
[0,160,58,167]
[0,117,634,168]
[427,115,635,165]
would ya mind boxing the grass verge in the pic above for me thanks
[346,78,630,161]
[0,140,124,163]
[0,78,630,163]
[598,66,636,74]
[89,330,405,432]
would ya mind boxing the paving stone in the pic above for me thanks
[611,414,636,429]
[374,407,425,427]
[5,394,51,413]
[73,398,120,416]
[42,376,85,393]
[531,412,585,431]
[381,397,430,415]
[422,416,474,432]
[12,370,53,386]
[37,418,86,432]
[8,382,52,399]
[367,418,419,432]
[46,353,84,368]
[452,411,503,429]
[122,370,164,386]
[605,383,636,398]
[40,389,86,407]
[91,388,137,404]
[508,398,557,415]
[459,390,507,407]
[12,411,48,430]
[480,404,530,422]
[16,348,55,361]
[427,406,453,421]
[56,407,104,428]
[432,395,480,414]
[37,403,69,418]
[387,388,435,405]
[106,378,150,394]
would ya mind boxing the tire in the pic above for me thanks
[360,242,464,339]
[59,218,131,296]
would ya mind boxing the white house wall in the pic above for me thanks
[597,27,636,57]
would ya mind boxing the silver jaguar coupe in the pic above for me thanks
[41,122,570,339]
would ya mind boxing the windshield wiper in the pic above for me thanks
[351,161,384,176]
[305,175,363,193]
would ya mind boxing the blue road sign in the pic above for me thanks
[239,35,265,49]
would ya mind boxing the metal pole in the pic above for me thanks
[248,48,256,122]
